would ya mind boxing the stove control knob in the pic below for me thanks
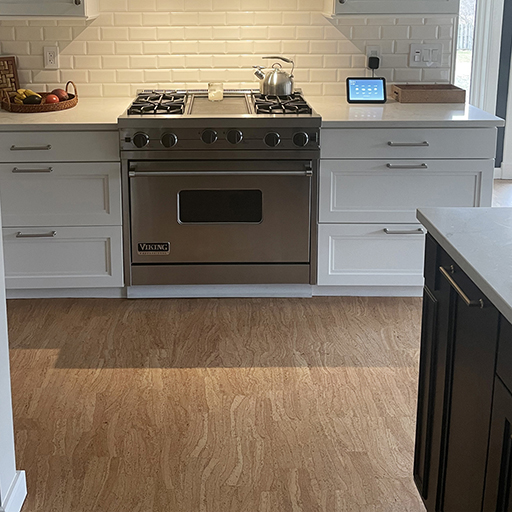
[161,132,178,148]
[227,129,243,145]
[201,129,218,145]
[264,132,281,148]
[132,132,150,148]
[293,132,310,147]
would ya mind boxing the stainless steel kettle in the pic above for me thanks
[253,56,295,96]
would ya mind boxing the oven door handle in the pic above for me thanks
[129,170,313,178]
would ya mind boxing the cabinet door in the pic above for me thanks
[2,226,123,289]
[414,236,453,511]
[317,223,426,286]
[328,0,459,14]
[439,267,499,511]
[483,378,512,512]
[0,163,121,227]
[319,159,493,224]
[414,236,500,511]
[0,0,98,18]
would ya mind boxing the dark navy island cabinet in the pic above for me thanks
[414,233,512,512]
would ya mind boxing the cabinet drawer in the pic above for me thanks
[321,128,497,160]
[497,320,512,394]
[319,159,493,223]
[318,223,425,286]
[0,131,119,163]
[0,162,121,227]
[3,226,123,289]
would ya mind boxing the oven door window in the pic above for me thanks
[178,189,263,224]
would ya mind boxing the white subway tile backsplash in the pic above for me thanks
[410,25,439,40]
[3,5,455,97]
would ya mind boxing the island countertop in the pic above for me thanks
[417,207,512,325]
[0,95,504,131]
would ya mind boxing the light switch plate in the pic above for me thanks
[409,43,443,68]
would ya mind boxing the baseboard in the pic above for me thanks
[501,163,512,179]
[494,167,503,179]
[0,471,27,512]
[4,285,424,299]
[127,284,313,298]
[312,285,424,297]
[6,288,126,299]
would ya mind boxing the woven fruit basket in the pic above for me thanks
[1,81,78,113]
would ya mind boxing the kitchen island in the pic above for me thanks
[0,97,503,298]
[414,207,512,512]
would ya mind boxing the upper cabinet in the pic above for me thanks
[323,0,460,15]
[0,0,99,19]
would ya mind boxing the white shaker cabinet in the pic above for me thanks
[0,129,123,290]
[323,0,459,15]
[0,0,99,19]
[317,127,496,294]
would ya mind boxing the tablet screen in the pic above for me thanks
[346,78,387,103]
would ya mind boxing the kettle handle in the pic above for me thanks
[263,56,295,78]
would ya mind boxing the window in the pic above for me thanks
[455,0,477,93]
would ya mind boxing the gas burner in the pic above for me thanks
[253,93,313,115]
[128,90,187,116]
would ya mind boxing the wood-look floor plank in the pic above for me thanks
[7,297,425,512]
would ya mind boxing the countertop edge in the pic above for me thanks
[0,123,118,131]
[417,209,512,325]
[321,120,505,128]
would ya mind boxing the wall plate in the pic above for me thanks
[409,43,443,68]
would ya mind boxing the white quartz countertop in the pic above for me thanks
[417,207,512,324]
[0,97,132,131]
[0,95,503,130]
[308,96,505,128]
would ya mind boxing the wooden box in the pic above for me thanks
[392,84,466,103]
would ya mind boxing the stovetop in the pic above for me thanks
[124,89,315,118]
[127,91,187,115]
[119,89,321,152]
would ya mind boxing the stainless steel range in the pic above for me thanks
[118,89,321,287]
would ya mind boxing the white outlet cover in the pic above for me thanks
[44,46,59,70]
[409,43,443,68]
[366,45,381,59]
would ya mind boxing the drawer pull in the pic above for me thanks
[10,145,52,151]
[439,265,484,308]
[387,141,430,147]
[384,228,426,235]
[386,163,428,170]
[12,167,53,173]
[16,231,57,239]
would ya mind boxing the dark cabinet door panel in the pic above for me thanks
[483,378,512,512]
[414,286,439,500]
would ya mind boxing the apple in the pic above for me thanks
[51,88,69,101]
[45,94,60,104]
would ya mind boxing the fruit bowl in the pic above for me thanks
[1,81,78,113]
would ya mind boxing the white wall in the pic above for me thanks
[0,0,456,97]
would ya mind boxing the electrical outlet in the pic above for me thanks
[409,43,443,68]
[366,45,381,60]
[44,46,59,70]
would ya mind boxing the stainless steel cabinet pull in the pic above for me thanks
[74,0,82,4]
[386,163,428,170]
[387,141,430,147]
[10,145,52,151]
[129,171,312,178]
[12,167,53,173]
[439,265,484,308]
[383,228,426,235]
[16,231,57,238]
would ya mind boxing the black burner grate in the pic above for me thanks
[128,90,186,115]
[253,93,313,115]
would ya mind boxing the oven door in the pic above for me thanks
[129,160,313,264]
